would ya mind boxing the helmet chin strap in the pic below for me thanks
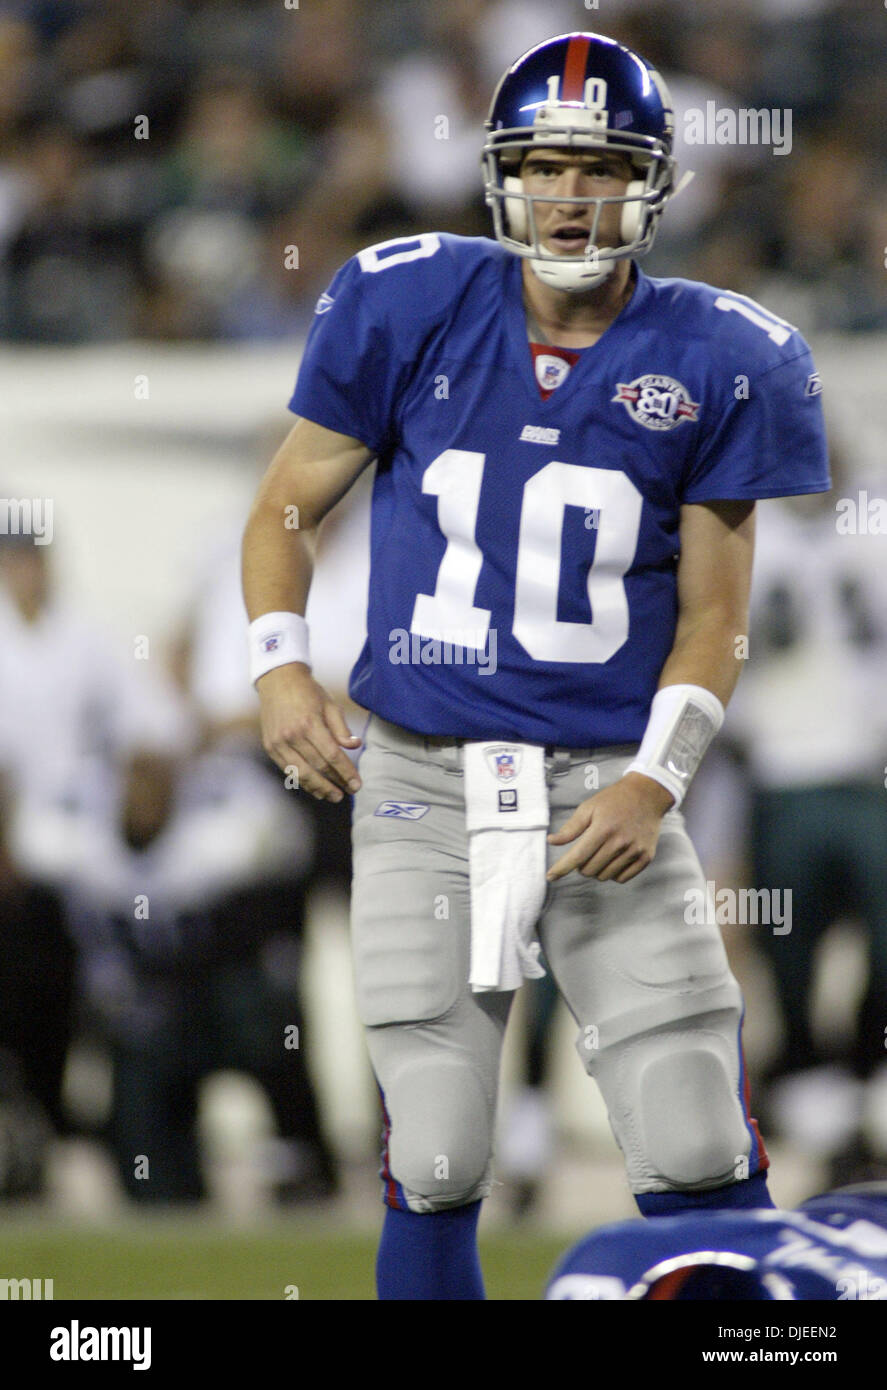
[529,254,614,293]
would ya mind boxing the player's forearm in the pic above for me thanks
[241,420,373,623]
[620,606,744,812]
[241,499,315,621]
[656,603,748,708]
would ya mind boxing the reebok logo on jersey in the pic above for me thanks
[520,425,560,445]
[805,372,822,397]
[314,291,335,314]
[612,374,700,430]
[374,801,429,819]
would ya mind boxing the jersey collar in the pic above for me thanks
[505,256,653,404]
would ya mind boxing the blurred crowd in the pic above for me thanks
[0,0,884,345]
[0,523,353,1203]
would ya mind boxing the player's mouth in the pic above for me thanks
[548,224,594,252]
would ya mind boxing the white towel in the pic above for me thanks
[463,742,549,992]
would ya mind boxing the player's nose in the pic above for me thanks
[552,167,592,209]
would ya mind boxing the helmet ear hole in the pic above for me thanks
[503,175,527,241]
[620,180,647,244]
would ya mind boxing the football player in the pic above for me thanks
[242,32,830,1299]
[546,1183,887,1300]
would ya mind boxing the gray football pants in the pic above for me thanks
[351,716,765,1212]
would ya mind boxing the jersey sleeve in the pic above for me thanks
[682,345,830,502]
[288,254,403,455]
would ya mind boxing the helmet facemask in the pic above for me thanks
[483,122,676,293]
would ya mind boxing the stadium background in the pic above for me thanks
[0,0,885,1301]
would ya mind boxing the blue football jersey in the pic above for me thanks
[290,234,829,747]
[545,1189,887,1300]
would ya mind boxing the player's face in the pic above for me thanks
[520,149,634,256]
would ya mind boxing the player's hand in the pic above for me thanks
[255,663,362,802]
[546,773,674,885]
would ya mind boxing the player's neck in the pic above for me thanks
[521,260,635,349]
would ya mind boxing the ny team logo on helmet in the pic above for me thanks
[482,32,678,292]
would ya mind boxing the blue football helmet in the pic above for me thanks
[483,32,677,292]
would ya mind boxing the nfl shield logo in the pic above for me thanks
[262,635,280,653]
[535,354,571,392]
[484,746,522,782]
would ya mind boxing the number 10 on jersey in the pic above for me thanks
[410,449,643,665]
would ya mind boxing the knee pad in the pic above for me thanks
[637,1039,751,1187]
[384,1058,493,1212]
[592,1011,753,1193]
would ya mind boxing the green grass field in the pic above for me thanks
[0,1219,570,1300]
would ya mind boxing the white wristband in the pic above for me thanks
[624,683,725,808]
[249,611,311,686]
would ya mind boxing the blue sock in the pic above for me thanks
[635,1169,775,1217]
[376,1201,485,1300]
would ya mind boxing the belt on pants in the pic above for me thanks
[367,715,638,773]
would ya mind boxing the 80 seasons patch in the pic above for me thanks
[612,374,700,431]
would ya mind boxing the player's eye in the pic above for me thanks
[524,160,626,183]
[527,162,618,180]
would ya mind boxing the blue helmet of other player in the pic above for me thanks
[483,32,677,293]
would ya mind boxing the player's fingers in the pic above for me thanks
[296,717,362,794]
[550,826,645,882]
[576,836,637,880]
[612,853,653,884]
[323,701,363,788]
[324,700,362,749]
[301,739,359,797]
[312,740,361,794]
[547,808,592,845]
[270,747,343,802]
[593,845,647,882]
[547,826,606,881]
[263,720,350,799]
